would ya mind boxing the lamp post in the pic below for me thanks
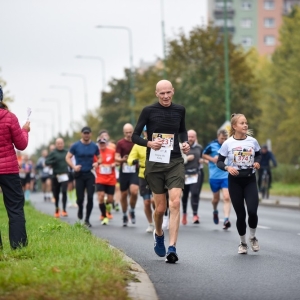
[50,85,74,132]
[161,0,167,78]
[41,98,62,136]
[61,73,88,113]
[96,25,135,124]
[223,0,231,121]
[75,55,106,92]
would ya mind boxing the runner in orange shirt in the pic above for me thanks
[94,137,116,225]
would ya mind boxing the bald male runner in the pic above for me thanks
[132,80,190,263]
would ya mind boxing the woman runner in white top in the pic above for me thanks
[217,113,261,254]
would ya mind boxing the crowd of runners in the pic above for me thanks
[7,80,279,261]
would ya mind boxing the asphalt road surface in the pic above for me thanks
[32,193,300,300]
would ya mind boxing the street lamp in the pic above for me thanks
[75,55,106,92]
[40,99,62,136]
[161,0,167,78]
[96,25,135,125]
[223,0,231,121]
[61,73,88,112]
[49,85,74,132]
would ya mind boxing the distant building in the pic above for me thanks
[207,0,300,55]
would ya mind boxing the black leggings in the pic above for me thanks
[52,177,68,211]
[181,170,204,215]
[228,174,259,236]
[75,172,95,222]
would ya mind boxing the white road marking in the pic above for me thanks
[257,225,271,229]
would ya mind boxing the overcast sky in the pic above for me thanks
[0,0,207,154]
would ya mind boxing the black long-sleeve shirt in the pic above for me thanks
[132,101,188,159]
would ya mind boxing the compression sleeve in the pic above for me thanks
[217,154,227,171]
[254,151,261,163]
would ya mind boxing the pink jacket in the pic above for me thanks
[0,108,29,174]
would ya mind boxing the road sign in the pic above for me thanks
[218,120,231,134]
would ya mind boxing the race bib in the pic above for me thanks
[19,173,26,178]
[56,173,69,183]
[122,163,136,173]
[233,150,254,168]
[43,166,50,173]
[185,174,198,185]
[152,133,174,150]
[100,165,112,174]
[149,149,171,164]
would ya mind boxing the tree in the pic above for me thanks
[0,70,14,104]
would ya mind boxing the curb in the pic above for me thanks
[124,256,158,300]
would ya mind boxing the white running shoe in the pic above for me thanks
[238,242,248,254]
[162,215,169,230]
[146,224,154,233]
[249,237,260,252]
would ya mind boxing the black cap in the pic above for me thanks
[0,85,3,102]
[81,126,91,133]
[97,138,107,144]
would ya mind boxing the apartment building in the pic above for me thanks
[207,0,300,55]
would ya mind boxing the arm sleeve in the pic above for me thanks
[254,151,261,163]
[132,108,148,147]
[217,154,227,171]
[270,152,277,167]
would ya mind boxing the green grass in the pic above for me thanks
[0,197,132,300]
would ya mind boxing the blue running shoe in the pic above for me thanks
[153,230,166,257]
[165,246,179,263]
[213,210,219,224]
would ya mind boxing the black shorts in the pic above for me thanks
[119,172,139,192]
[41,176,50,183]
[96,184,115,195]
[68,172,74,182]
[20,173,31,186]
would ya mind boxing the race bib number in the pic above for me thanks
[100,165,112,174]
[149,149,171,164]
[152,133,174,150]
[233,150,254,168]
[185,174,198,185]
[56,173,69,183]
[122,163,136,173]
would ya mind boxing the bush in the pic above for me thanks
[271,164,300,184]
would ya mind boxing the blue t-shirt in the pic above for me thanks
[70,141,99,172]
[203,139,228,180]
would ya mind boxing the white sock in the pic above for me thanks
[240,234,246,244]
[249,228,256,239]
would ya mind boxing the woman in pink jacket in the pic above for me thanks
[0,85,30,250]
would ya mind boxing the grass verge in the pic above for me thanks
[0,197,132,300]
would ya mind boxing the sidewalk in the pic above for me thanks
[200,190,300,209]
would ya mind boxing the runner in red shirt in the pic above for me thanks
[94,138,116,225]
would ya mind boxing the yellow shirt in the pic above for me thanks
[127,144,147,179]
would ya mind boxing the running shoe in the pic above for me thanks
[153,230,166,257]
[238,242,248,254]
[193,215,200,224]
[165,246,179,263]
[181,213,187,225]
[106,203,112,213]
[54,209,60,218]
[115,203,120,212]
[99,215,105,221]
[223,220,231,230]
[101,217,109,225]
[249,237,260,252]
[106,212,113,219]
[213,210,219,224]
[146,224,154,233]
[61,211,68,217]
[162,215,169,230]
[84,221,92,228]
[129,210,136,224]
[123,215,128,227]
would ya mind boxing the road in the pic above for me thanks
[31,192,300,300]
